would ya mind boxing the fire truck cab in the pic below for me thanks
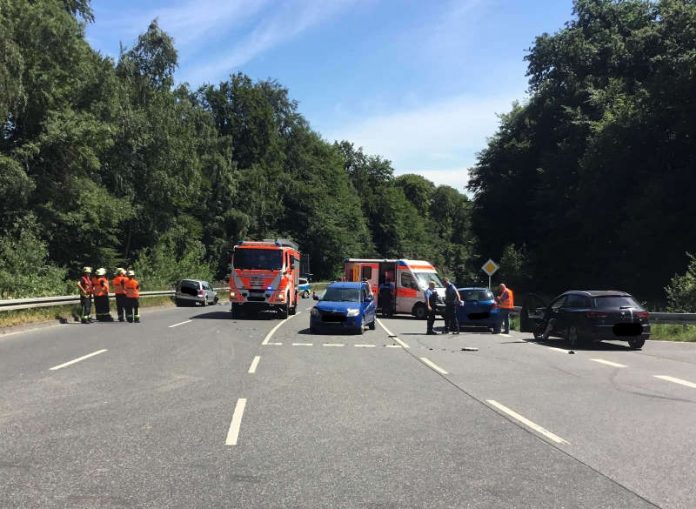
[344,259,445,319]
[229,239,300,318]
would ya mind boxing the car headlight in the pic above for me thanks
[311,308,320,317]
[346,308,360,317]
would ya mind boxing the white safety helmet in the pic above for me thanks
[126,270,135,277]
[115,267,125,275]
[96,268,107,276]
[82,266,92,274]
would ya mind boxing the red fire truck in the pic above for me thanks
[229,239,301,318]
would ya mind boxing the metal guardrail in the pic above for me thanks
[0,288,228,312]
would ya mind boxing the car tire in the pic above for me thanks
[278,303,289,319]
[369,320,376,330]
[310,326,318,334]
[628,338,645,350]
[413,303,427,320]
[357,320,364,335]
[175,298,183,307]
[289,293,297,316]
[302,290,309,299]
[214,296,219,305]
[567,325,582,348]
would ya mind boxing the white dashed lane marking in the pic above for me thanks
[49,349,108,371]
[225,398,247,446]
[654,375,696,389]
[323,343,344,347]
[168,320,192,328]
[248,356,260,374]
[590,358,627,368]
[487,399,569,445]
[292,343,313,347]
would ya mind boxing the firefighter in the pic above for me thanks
[112,268,127,322]
[93,268,113,321]
[496,283,515,334]
[76,266,93,324]
[124,270,140,323]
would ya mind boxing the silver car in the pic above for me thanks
[175,279,218,306]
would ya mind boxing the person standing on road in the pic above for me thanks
[496,283,514,334]
[424,281,440,335]
[77,266,93,324]
[112,268,127,322]
[443,276,462,334]
[93,268,113,321]
[379,272,395,318]
[124,270,140,323]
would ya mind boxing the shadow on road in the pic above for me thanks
[528,338,635,351]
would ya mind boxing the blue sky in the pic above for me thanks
[87,0,574,191]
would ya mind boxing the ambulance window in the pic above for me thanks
[361,266,372,279]
[401,272,418,290]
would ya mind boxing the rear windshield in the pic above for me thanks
[322,287,361,302]
[593,296,641,309]
[233,248,283,270]
[181,280,200,290]
[459,289,494,301]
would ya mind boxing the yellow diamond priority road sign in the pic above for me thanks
[481,259,499,277]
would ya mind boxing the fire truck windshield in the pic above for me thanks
[414,272,443,289]
[233,249,283,270]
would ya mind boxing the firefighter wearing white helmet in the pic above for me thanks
[93,268,113,322]
[112,268,127,322]
[124,270,141,323]
[77,266,94,324]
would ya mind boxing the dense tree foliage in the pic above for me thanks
[0,0,473,297]
[469,0,696,304]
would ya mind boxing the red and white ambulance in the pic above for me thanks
[229,239,300,318]
[343,258,445,319]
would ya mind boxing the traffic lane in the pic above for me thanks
[381,322,695,508]
[0,302,225,383]
[216,313,654,508]
[0,305,281,508]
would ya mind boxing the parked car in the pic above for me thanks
[175,279,218,307]
[310,281,376,334]
[298,277,311,298]
[456,287,500,333]
[520,290,650,349]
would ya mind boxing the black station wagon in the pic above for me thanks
[520,290,650,349]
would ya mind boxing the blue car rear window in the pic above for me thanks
[459,290,493,301]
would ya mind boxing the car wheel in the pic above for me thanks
[356,318,364,335]
[368,320,376,330]
[310,326,318,334]
[175,298,183,307]
[214,296,219,305]
[302,290,309,299]
[567,325,582,348]
[413,303,427,320]
[278,303,289,319]
[628,338,645,350]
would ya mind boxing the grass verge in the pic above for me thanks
[0,296,175,330]
[649,323,696,342]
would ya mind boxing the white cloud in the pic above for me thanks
[324,93,519,186]
[180,0,362,83]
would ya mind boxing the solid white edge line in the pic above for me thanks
[392,336,410,349]
[261,314,297,345]
[49,349,108,371]
[323,343,344,347]
[420,357,448,375]
[168,319,192,328]
[225,398,247,446]
[590,358,627,368]
[654,375,696,389]
[248,356,260,374]
[375,318,394,337]
[487,399,569,444]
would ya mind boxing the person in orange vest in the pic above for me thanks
[76,266,93,324]
[124,270,140,323]
[496,283,515,334]
[112,268,127,322]
[93,268,114,322]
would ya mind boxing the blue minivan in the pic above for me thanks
[310,281,376,334]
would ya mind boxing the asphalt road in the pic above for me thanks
[1,301,695,508]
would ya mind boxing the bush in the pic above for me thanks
[0,218,70,298]
[665,253,696,313]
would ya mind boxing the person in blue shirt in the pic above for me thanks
[424,281,440,335]
[443,276,462,334]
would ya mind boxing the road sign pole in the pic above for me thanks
[488,275,491,289]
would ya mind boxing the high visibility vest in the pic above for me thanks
[499,288,514,309]
[113,275,126,295]
[125,278,140,298]
[93,277,109,297]
[78,275,93,296]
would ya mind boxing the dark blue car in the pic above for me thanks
[455,287,500,333]
[310,281,376,334]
